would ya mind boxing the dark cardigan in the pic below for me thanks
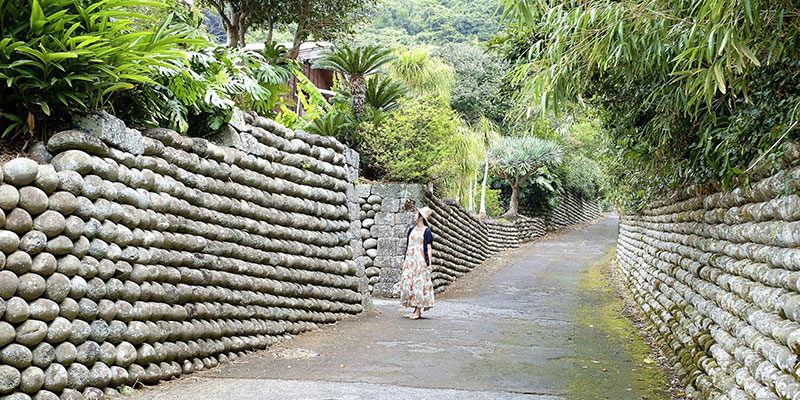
[405,226,433,265]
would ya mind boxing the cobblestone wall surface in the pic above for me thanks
[0,112,364,399]
[617,166,800,400]
[360,184,552,297]
[355,184,424,296]
[522,191,603,230]
[424,195,522,293]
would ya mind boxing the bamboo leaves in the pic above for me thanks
[495,0,800,209]
[500,0,795,118]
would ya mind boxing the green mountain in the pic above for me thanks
[353,0,504,46]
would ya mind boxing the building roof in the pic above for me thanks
[244,41,333,62]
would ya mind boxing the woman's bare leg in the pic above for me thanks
[410,307,421,319]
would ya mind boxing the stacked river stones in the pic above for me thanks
[0,112,362,399]
[512,216,547,242]
[523,191,603,230]
[618,165,800,400]
[358,191,383,292]
[424,194,524,293]
[359,183,597,296]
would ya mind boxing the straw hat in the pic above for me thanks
[416,207,434,223]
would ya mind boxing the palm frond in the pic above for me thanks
[365,75,405,111]
[313,44,395,77]
[474,115,501,150]
[388,47,454,100]
[488,136,563,178]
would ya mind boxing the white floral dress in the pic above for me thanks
[400,228,434,309]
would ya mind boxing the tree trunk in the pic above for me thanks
[501,168,538,219]
[467,177,474,211]
[266,22,274,44]
[350,74,366,117]
[472,169,479,212]
[288,1,311,59]
[503,183,520,219]
[288,29,304,59]
[225,10,240,47]
[479,156,489,217]
[238,24,248,47]
[226,26,239,47]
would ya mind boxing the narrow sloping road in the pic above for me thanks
[132,217,671,400]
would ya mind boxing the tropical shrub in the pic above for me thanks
[365,75,404,111]
[554,155,604,200]
[119,10,293,136]
[488,168,559,215]
[362,96,459,183]
[0,0,190,137]
[484,188,505,218]
[303,110,356,145]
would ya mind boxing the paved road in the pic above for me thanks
[131,217,670,400]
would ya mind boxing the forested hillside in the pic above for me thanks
[352,0,503,45]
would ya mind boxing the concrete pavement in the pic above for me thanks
[129,217,672,400]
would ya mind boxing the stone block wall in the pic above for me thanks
[617,166,800,399]
[356,184,424,296]
[513,216,548,242]
[0,112,364,399]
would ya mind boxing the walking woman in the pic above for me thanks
[400,207,435,319]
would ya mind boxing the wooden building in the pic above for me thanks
[245,41,336,116]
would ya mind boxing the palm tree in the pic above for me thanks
[475,116,501,217]
[313,44,395,117]
[388,47,454,101]
[488,136,562,218]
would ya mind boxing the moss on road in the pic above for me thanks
[566,246,676,400]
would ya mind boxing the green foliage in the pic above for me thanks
[496,0,800,209]
[484,187,505,217]
[488,135,562,216]
[313,43,395,116]
[200,0,377,49]
[125,40,291,136]
[0,0,191,137]
[303,110,357,145]
[365,75,405,111]
[388,47,454,101]
[433,43,511,122]
[314,44,395,76]
[553,155,604,200]
[441,121,483,203]
[350,0,503,46]
[118,8,294,136]
[488,167,558,214]
[362,96,459,183]
[274,68,333,130]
